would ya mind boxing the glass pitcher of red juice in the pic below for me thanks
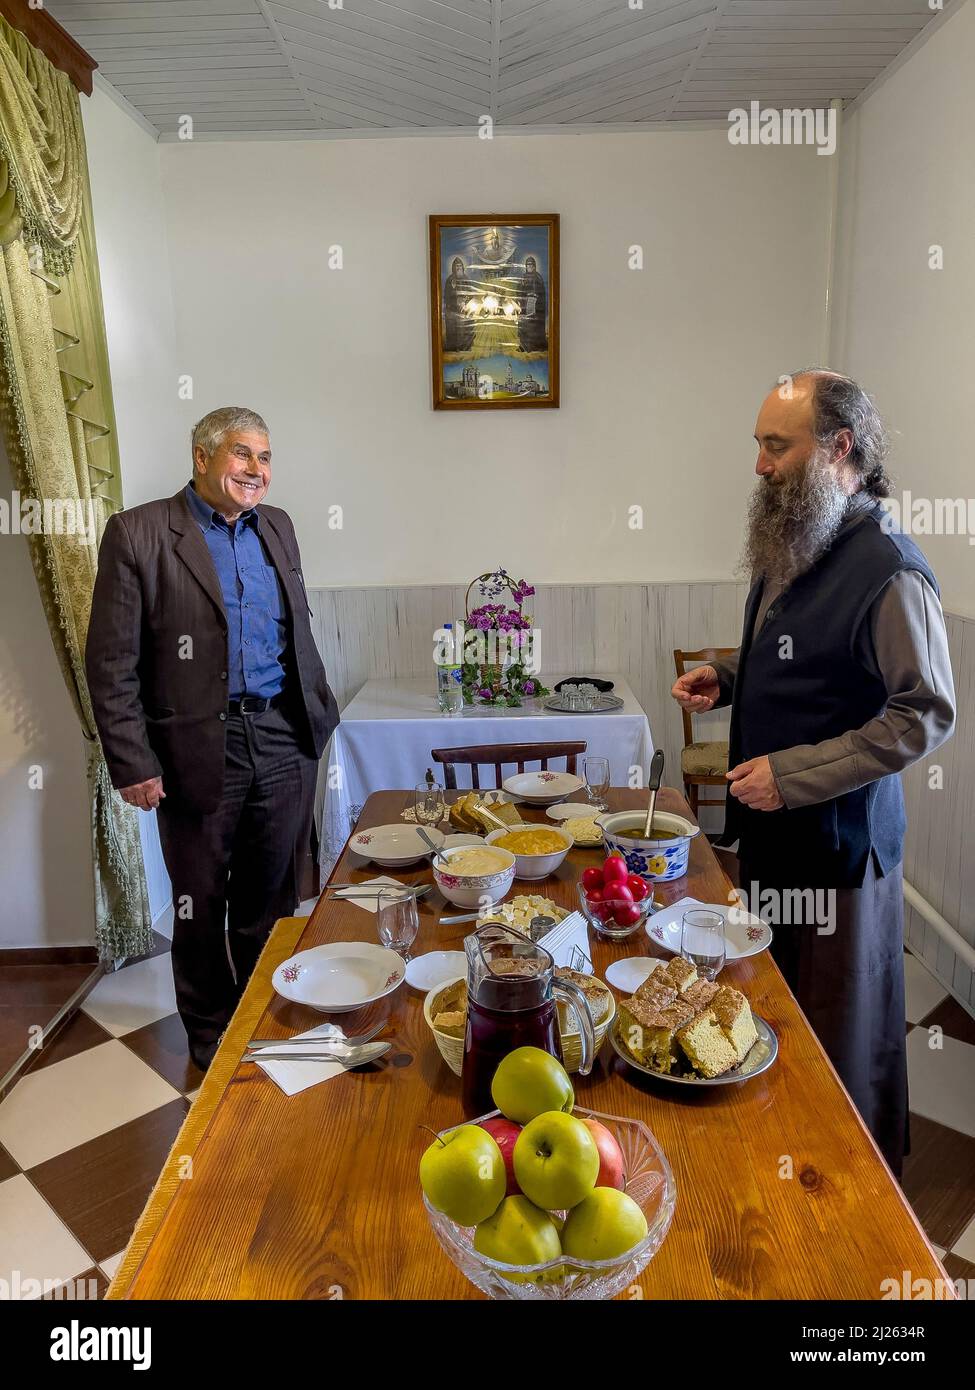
[461,924,596,1116]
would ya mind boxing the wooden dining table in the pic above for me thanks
[108,788,951,1300]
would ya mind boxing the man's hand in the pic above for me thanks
[671,664,719,712]
[726,756,783,812]
[119,777,165,811]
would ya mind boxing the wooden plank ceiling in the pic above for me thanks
[47,0,950,137]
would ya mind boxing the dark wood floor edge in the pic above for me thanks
[0,962,107,1102]
[0,945,99,965]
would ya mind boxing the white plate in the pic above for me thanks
[604,957,662,994]
[442,833,485,848]
[502,770,584,804]
[643,896,773,960]
[272,941,406,1013]
[545,802,601,822]
[406,951,467,992]
[350,823,445,867]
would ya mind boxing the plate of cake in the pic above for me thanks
[609,956,777,1086]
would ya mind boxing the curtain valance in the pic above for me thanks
[0,13,85,273]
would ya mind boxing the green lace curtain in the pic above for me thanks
[0,14,151,960]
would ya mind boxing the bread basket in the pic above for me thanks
[423,975,617,1077]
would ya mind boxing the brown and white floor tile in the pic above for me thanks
[122,1013,203,1094]
[0,1174,92,1295]
[27,1097,190,1264]
[904,951,949,1025]
[80,952,178,1038]
[0,1039,179,1170]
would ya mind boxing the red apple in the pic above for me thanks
[478,1117,522,1195]
[579,1118,625,1190]
[602,856,628,884]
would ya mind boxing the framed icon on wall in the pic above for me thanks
[429,213,560,410]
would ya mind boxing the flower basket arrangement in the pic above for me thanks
[461,570,549,707]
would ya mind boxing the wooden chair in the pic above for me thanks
[430,740,587,791]
[673,647,737,817]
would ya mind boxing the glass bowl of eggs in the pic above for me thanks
[484,825,574,880]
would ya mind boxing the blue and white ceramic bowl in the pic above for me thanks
[596,811,699,882]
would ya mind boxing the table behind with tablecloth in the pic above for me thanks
[317,673,654,873]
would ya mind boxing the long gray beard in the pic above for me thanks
[742,454,850,588]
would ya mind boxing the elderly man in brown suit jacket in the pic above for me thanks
[86,406,339,1070]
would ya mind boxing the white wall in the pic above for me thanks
[0,442,93,948]
[832,0,975,618]
[158,131,832,588]
[81,81,179,925]
[81,81,183,513]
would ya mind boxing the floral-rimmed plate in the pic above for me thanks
[502,770,584,805]
[643,896,772,960]
[351,823,445,867]
[272,941,405,1013]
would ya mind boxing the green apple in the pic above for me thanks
[420,1124,506,1227]
[560,1187,648,1261]
[513,1110,599,1211]
[474,1195,562,1275]
[491,1047,574,1124]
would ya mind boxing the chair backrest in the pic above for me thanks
[430,740,587,790]
[673,647,737,749]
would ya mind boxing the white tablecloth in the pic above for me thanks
[318,674,654,872]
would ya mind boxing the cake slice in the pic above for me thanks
[633,972,678,1009]
[676,1009,739,1078]
[683,978,719,1016]
[664,957,699,994]
[712,985,758,1063]
[618,995,694,1074]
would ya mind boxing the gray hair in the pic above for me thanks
[191,406,269,463]
[786,368,891,498]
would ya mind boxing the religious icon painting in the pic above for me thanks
[429,214,560,409]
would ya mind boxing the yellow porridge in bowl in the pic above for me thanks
[440,847,511,876]
[492,828,568,856]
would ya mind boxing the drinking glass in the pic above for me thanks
[377,889,419,959]
[584,756,610,810]
[680,910,726,981]
[415,781,445,828]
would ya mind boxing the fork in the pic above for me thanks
[245,1019,387,1050]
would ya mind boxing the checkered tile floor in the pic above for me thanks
[1,917,973,1298]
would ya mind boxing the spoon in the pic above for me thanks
[642,749,666,839]
[416,825,449,867]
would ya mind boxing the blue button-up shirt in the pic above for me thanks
[185,482,287,699]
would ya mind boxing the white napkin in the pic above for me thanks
[251,1021,356,1096]
[540,910,594,972]
[332,876,413,914]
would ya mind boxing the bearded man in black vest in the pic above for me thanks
[672,370,955,1176]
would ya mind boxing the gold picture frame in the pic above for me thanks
[429,213,560,410]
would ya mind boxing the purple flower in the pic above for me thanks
[523,680,536,694]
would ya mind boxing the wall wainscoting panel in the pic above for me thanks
[901,612,975,1014]
[310,582,973,1017]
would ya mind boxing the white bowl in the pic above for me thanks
[350,823,445,867]
[272,941,406,1013]
[501,770,584,805]
[432,843,516,909]
[484,825,573,880]
[405,951,467,992]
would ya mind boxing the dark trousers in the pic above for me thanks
[156,703,318,1068]
[740,854,909,1178]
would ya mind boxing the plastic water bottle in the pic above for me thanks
[437,622,464,714]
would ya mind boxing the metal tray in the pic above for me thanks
[608,1012,778,1087]
[542,694,625,714]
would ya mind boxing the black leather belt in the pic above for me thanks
[228,694,284,715]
